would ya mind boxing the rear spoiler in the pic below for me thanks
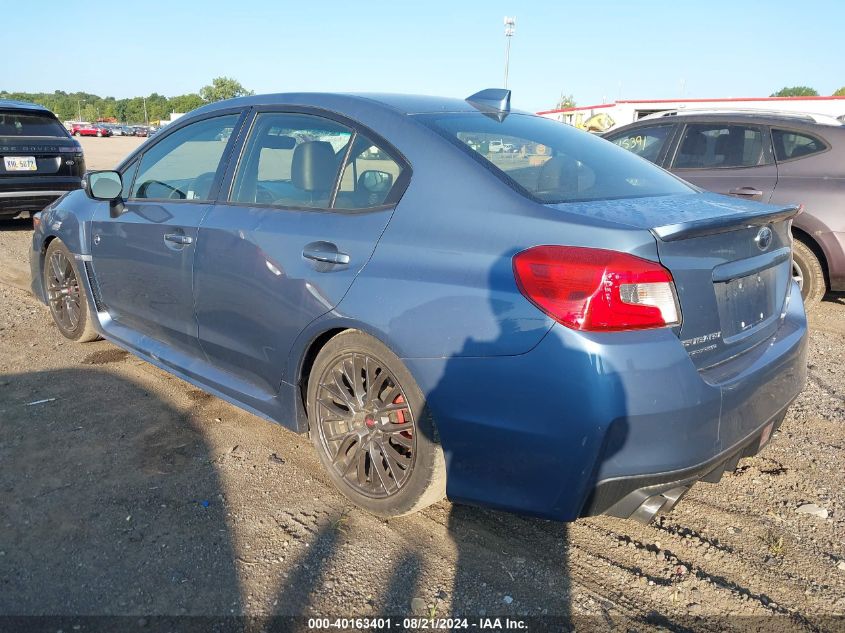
[652,204,801,242]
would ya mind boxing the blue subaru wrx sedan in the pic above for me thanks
[30,89,808,523]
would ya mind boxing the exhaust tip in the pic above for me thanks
[630,486,691,524]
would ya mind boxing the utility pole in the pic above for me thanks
[503,16,516,89]
[77,99,82,122]
[143,96,148,126]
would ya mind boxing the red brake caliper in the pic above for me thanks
[393,394,412,439]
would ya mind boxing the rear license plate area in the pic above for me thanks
[3,156,37,171]
[714,267,778,338]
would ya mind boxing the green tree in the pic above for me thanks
[169,93,204,113]
[770,86,818,97]
[199,76,253,103]
[555,93,576,110]
[833,87,845,96]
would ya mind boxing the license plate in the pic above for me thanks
[3,156,37,171]
[715,267,778,337]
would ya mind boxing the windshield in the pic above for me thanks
[0,111,68,137]
[416,112,692,203]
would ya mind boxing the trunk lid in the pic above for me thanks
[549,192,799,369]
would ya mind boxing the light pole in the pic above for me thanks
[77,99,83,122]
[143,96,148,126]
[503,16,516,89]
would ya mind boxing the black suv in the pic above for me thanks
[0,100,85,219]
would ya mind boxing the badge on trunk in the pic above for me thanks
[755,226,773,251]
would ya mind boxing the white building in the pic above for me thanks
[537,96,845,132]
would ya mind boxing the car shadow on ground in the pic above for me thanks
[0,367,243,618]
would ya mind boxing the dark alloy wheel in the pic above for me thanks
[307,331,446,516]
[315,352,416,498]
[43,239,99,342]
[46,249,82,332]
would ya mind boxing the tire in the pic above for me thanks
[306,330,446,517]
[74,131,80,136]
[96,132,102,137]
[792,239,826,308]
[43,239,100,342]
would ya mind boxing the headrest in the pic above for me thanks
[292,141,336,192]
[262,134,296,150]
[681,130,706,154]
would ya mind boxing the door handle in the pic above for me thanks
[164,233,194,245]
[303,242,350,265]
[728,187,763,198]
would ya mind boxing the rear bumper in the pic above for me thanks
[406,281,808,522]
[582,407,788,522]
[0,181,81,215]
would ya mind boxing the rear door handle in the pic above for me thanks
[728,187,763,198]
[303,241,350,265]
[164,233,194,245]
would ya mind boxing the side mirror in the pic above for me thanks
[85,171,123,201]
[359,170,393,194]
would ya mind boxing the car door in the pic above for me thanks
[667,122,778,202]
[193,109,410,396]
[90,111,244,353]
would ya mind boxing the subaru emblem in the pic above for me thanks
[755,226,773,251]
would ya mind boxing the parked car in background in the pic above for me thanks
[0,99,84,218]
[132,126,149,137]
[605,112,845,306]
[31,90,807,524]
[71,122,111,137]
[106,124,132,136]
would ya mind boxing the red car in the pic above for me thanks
[70,123,111,137]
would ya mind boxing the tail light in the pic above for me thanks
[513,245,681,331]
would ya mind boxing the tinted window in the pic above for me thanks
[231,113,352,209]
[334,135,404,209]
[673,124,765,169]
[131,114,239,200]
[771,129,826,161]
[0,110,66,137]
[418,113,691,203]
[607,124,673,164]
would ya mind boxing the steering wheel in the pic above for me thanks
[137,180,186,200]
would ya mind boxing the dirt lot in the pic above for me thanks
[0,138,844,631]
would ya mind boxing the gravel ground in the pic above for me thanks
[1,191,843,629]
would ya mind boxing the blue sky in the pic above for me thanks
[4,0,842,112]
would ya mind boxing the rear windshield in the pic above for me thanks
[416,112,692,203]
[0,110,67,137]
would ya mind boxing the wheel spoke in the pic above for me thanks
[356,446,369,487]
[50,255,64,282]
[369,443,391,494]
[381,422,411,434]
[391,433,413,449]
[332,434,358,466]
[318,395,353,419]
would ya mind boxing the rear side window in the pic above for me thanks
[673,124,765,169]
[417,113,691,204]
[606,124,673,164]
[0,110,66,137]
[771,129,827,161]
[334,136,405,209]
[231,113,352,209]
